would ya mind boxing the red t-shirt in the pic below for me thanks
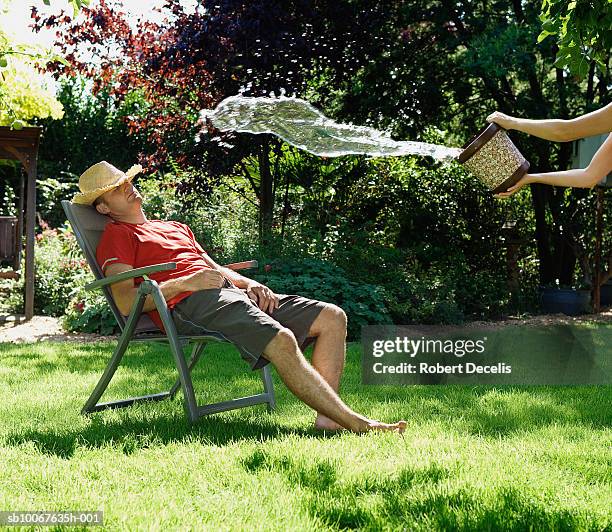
[96,219,210,331]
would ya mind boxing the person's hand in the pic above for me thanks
[184,269,225,291]
[494,174,532,198]
[486,111,516,130]
[245,280,279,314]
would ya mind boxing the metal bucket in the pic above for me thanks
[457,123,530,194]
[0,216,17,262]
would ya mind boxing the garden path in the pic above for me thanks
[1,311,611,343]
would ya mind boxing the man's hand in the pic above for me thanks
[182,269,226,291]
[245,280,279,314]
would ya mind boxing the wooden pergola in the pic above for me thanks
[0,126,41,321]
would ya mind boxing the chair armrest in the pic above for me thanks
[223,260,258,271]
[86,262,177,291]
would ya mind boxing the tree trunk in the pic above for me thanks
[530,184,554,284]
[596,57,609,102]
[258,140,274,246]
[554,66,578,285]
[586,62,596,105]
[280,171,290,240]
[508,0,575,287]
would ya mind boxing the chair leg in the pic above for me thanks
[149,286,200,422]
[82,292,150,414]
[169,342,207,399]
[168,339,276,419]
[82,332,130,414]
[260,365,276,412]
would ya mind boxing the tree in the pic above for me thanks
[38,76,146,176]
[33,0,392,243]
[538,0,611,79]
[0,44,64,127]
[0,0,75,128]
[315,0,608,287]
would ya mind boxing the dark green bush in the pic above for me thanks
[383,265,464,325]
[19,143,539,334]
[37,177,79,229]
[272,154,538,322]
[252,258,391,340]
[137,168,258,264]
[33,223,92,316]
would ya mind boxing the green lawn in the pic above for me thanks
[0,340,610,531]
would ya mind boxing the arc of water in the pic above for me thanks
[199,95,462,162]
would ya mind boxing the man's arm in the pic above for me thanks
[199,253,253,289]
[199,252,279,313]
[105,263,224,316]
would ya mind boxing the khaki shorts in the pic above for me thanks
[171,279,327,370]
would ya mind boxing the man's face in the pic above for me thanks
[95,179,143,217]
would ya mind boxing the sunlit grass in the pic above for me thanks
[0,340,609,530]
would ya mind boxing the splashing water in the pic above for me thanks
[199,95,462,162]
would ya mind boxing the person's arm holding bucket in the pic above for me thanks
[494,133,612,198]
[486,103,612,142]
[485,103,612,197]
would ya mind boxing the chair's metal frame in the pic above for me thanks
[61,200,275,423]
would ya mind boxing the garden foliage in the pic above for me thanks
[4,0,609,333]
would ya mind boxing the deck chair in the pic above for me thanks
[61,200,275,423]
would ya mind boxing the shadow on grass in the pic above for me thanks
[5,412,333,459]
[241,449,596,530]
[0,341,176,376]
[3,340,357,458]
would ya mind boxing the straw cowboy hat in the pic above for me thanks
[72,161,143,205]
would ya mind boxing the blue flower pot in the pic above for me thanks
[539,287,591,316]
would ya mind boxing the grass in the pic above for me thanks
[0,339,610,531]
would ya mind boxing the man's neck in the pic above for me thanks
[110,209,148,224]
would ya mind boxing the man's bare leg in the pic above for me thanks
[263,327,406,433]
[307,305,348,430]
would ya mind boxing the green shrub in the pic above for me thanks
[0,272,20,314]
[1,222,117,335]
[37,176,79,229]
[252,258,391,340]
[0,222,93,316]
[137,168,258,264]
[33,223,93,316]
[34,223,118,334]
[8,148,538,333]
[383,266,465,325]
[270,154,539,322]
[62,288,117,335]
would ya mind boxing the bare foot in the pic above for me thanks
[360,419,407,434]
[316,414,407,434]
[314,413,345,432]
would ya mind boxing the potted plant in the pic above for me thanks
[539,282,591,316]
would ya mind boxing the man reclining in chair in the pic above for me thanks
[73,161,406,434]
